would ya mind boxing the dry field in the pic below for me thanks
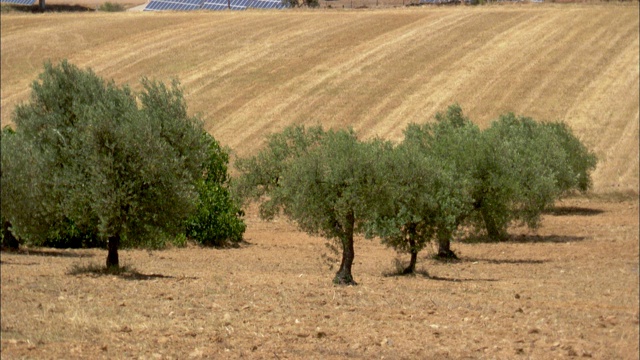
[1,198,638,359]
[1,4,638,193]
[1,4,639,360]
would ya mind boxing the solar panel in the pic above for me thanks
[248,0,287,9]
[144,0,202,11]
[418,0,459,3]
[0,0,36,6]
[144,0,288,11]
[201,0,250,10]
[201,0,228,9]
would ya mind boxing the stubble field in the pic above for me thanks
[1,3,638,359]
[1,198,638,359]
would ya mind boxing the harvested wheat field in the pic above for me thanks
[1,4,638,192]
[1,3,639,360]
[1,198,639,359]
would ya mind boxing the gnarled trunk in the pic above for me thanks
[106,234,120,268]
[436,229,458,260]
[403,235,418,274]
[2,221,20,250]
[481,208,508,241]
[403,249,418,275]
[333,212,357,285]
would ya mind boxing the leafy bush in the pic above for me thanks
[185,132,245,247]
[41,218,103,249]
[98,2,125,11]
[281,0,319,7]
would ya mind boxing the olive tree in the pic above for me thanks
[235,126,390,284]
[398,104,481,259]
[471,113,597,241]
[1,60,235,267]
[366,139,474,273]
[385,105,597,261]
[233,125,327,219]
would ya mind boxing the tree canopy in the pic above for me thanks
[236,126,390,284]
[235,105,597,280]
[1,60,245,266]
[378,105,597,267]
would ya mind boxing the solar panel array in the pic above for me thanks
[250,0,288,9]
[419,0,464,4]
[0,0,36,6]
[144,0,289,11]
[201,0,251,10]
[419,0,541,3]
[144,0,201,10]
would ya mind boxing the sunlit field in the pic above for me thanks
[1,4,638,359]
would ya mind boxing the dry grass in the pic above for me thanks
[1,4,638,195]
[1,198,638,359]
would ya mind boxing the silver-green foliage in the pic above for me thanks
[1,61,219,260]
[98,2,125,11]
[372,105,480,264]
[234,125,328,225]
[235,126,390,284]
[474,113,597,240]
[235,105,596,278]
[371,104,597,268]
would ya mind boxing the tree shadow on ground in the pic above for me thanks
[544,206,604,216]
[1,248,95,258]
[427,275,498,282]
[383,268,431,278]
[1,4,95,12]
[461,257,546,265]
[508,234,586,243]
[66,263,197,281]
[68,264,170,280]
[460,234,586,244]
[0,260,40,266]
[383,269,498,282]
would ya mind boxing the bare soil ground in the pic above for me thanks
[1,197,638,359]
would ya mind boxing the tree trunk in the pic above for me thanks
[333,212,357,285]
[481,208,508,241]
[436,229,458,260]
[403,249,418,274]
[106,234,120,268]
[2,221,20,250]
[403,236,418,274]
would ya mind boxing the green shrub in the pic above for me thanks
[98,2,125,11]
[185,133,245,247]
[41,218,103,249]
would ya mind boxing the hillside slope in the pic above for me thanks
[1,5,638,194]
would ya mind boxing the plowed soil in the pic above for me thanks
[1,197,639,359]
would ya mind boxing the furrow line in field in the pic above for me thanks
[209,12,447,151]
